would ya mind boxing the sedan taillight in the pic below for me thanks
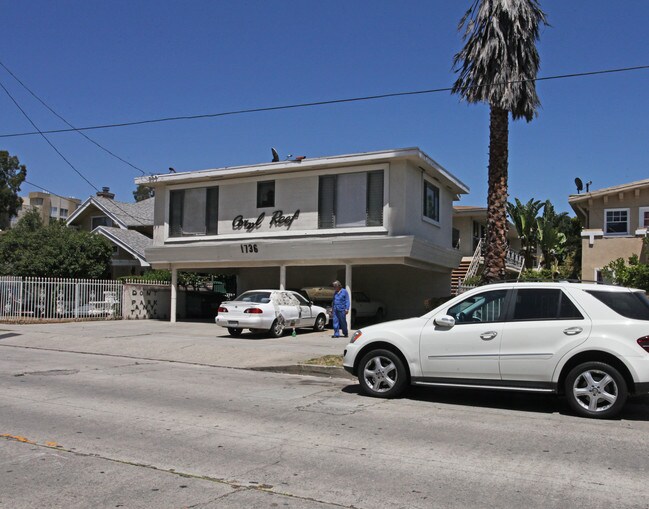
[218,307,228,313]
[244,308,264,314]
[637,336,649,353]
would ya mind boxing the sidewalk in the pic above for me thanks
[0,320,353,378]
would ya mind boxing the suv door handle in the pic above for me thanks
[480,331,498,341]
[563,327,583,336]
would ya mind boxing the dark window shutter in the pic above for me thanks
[169,190,184,237]
[206,187,219,235]
[366,171,384,226]
[318,175,336,228]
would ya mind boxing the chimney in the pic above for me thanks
[96,186,115,199]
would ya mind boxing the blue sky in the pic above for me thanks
[2,1,648,213]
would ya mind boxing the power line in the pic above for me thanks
[0,78,99,190]
[0,80,149,224]
[0,64,648,139]
[0,60,146,175]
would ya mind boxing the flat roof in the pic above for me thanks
[136,147,470,195]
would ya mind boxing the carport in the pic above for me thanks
[146,234,459,326]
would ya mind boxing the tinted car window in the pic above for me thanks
[448,290,507,324]
[512,289,583,321]
[586,290,649,320]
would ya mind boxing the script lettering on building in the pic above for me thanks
[232,210,300,232]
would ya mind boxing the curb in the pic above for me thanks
[250,364,354,379]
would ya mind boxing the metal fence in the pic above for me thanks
[0,276,170,323]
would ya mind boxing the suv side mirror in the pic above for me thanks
[434,315,455,328]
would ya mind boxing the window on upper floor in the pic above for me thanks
[92,216,113,229]
[423,180,440,223]
[452,228,460,249]
[50,207,58,218]
[317,170,383,228]
[604,208,629,235]
[169,186,219,237]
[60,208,69,218]
[639,207,649,229]
[31,198,44,206]
[257,181,275,208]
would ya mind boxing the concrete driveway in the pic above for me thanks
[0,320,349,373]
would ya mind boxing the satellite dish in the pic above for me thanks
[271,147,279,162]
[575,177,583,193]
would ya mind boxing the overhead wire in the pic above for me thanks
[0,60,146,175]
[0,80,151,224]
[0,64,647,139]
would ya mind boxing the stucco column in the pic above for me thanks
[170,267,178,323]
[279,265,286,290]
[345,264,352,331]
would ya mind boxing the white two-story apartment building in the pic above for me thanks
[137,148,469,323]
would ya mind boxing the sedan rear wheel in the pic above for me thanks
[227,327,243,337]
[358,349,407,398]
[565,361,627,419]
[269,315,285,338]
[313,314,326,332]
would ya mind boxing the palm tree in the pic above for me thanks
[536,200,568,270]
[507,198,544,269]
[452,0,548,282]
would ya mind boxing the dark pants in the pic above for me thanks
[332,308,348,336]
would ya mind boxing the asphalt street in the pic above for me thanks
[1,322,649,508]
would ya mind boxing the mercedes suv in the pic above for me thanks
[343,282,649,418]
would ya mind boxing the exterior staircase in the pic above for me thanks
[451,238,526,296]
[451,258,472,296]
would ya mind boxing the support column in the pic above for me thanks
[279,265,286,290]
[170,267,178,323]
[345,264,352,331]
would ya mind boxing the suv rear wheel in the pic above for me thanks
[565,361,627,419]
[358,349,407,398]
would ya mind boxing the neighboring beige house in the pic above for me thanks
[136,148,470,322]
[569,178,649,282]
[66,187,154,278]
[11,191,81,226]
[450,206,524,294]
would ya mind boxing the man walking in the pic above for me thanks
[331,280,350,338]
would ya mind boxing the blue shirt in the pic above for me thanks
[332,288,350,311]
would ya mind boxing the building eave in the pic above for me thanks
[136,147,470,196]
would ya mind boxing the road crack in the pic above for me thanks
[1,434,362,509]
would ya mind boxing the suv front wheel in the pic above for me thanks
[565,361,627,419]
[358,349,407,398]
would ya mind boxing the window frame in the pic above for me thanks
[168,185,219,238]
[256,180,275,209]
[422,178,440,225]
[639,206,649,229]
[91,215,112,230]
[317,170,384,229]
[604,208,630,235]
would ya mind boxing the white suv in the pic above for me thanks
[343,282,649,418]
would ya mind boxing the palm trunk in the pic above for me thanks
[482,106,509,283]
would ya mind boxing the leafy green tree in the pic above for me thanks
[133,184,154,202]
[0,150,27,229]
[452,0,548,283]
[0,209,112,278]
[602,251,649,291]
[507,198,545,269]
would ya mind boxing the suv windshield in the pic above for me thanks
[586,290,649,320]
